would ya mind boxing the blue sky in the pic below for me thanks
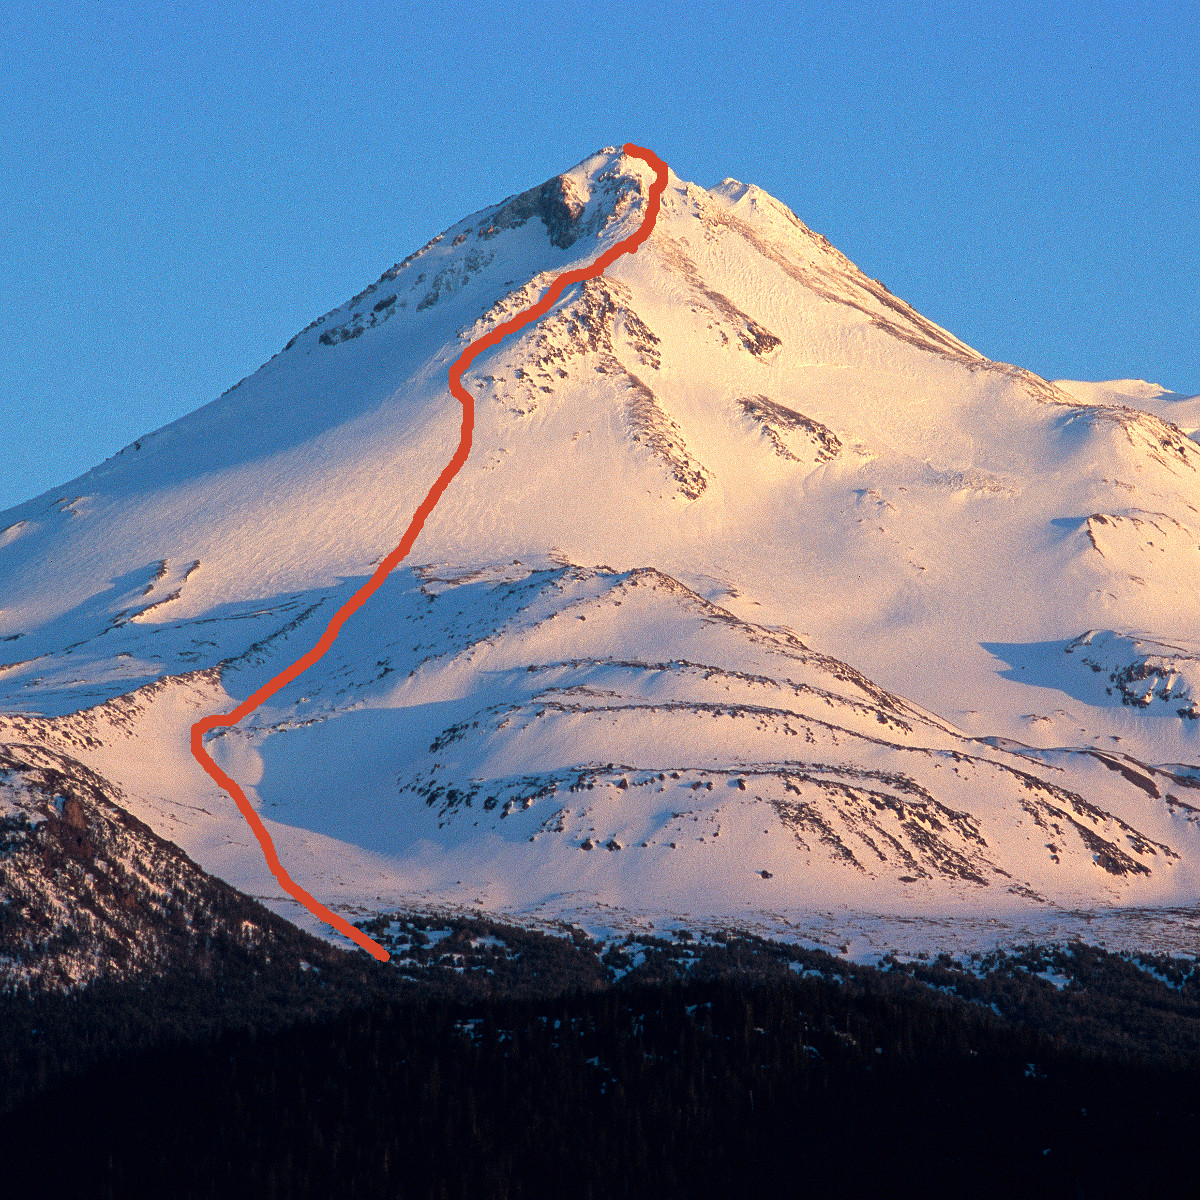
[2,0,1196,511]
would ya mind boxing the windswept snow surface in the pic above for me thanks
[3,146,1200,956]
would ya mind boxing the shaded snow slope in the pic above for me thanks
[2,146,1200,952]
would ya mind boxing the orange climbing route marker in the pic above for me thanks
[191,144,670,960]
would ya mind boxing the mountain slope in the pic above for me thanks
[2,146,1199,958]
[0,731,353,990]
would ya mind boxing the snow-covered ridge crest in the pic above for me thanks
[277,146,657,357]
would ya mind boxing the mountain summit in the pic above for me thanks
[3,146,1200,961]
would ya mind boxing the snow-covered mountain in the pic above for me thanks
[4,146,1200,961]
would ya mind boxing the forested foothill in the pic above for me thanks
[4,915,1200,1197]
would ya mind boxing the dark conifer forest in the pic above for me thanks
[4,917,1200,1199]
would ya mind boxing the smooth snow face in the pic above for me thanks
[1054,379,1200,439]
[3,146,1200,953]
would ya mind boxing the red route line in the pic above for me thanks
[190,143,669,961]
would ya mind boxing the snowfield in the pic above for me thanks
[3,146,1200,957]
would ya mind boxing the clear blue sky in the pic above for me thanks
[3,0,1196,511]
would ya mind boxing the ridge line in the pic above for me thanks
[189,144,670,959]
